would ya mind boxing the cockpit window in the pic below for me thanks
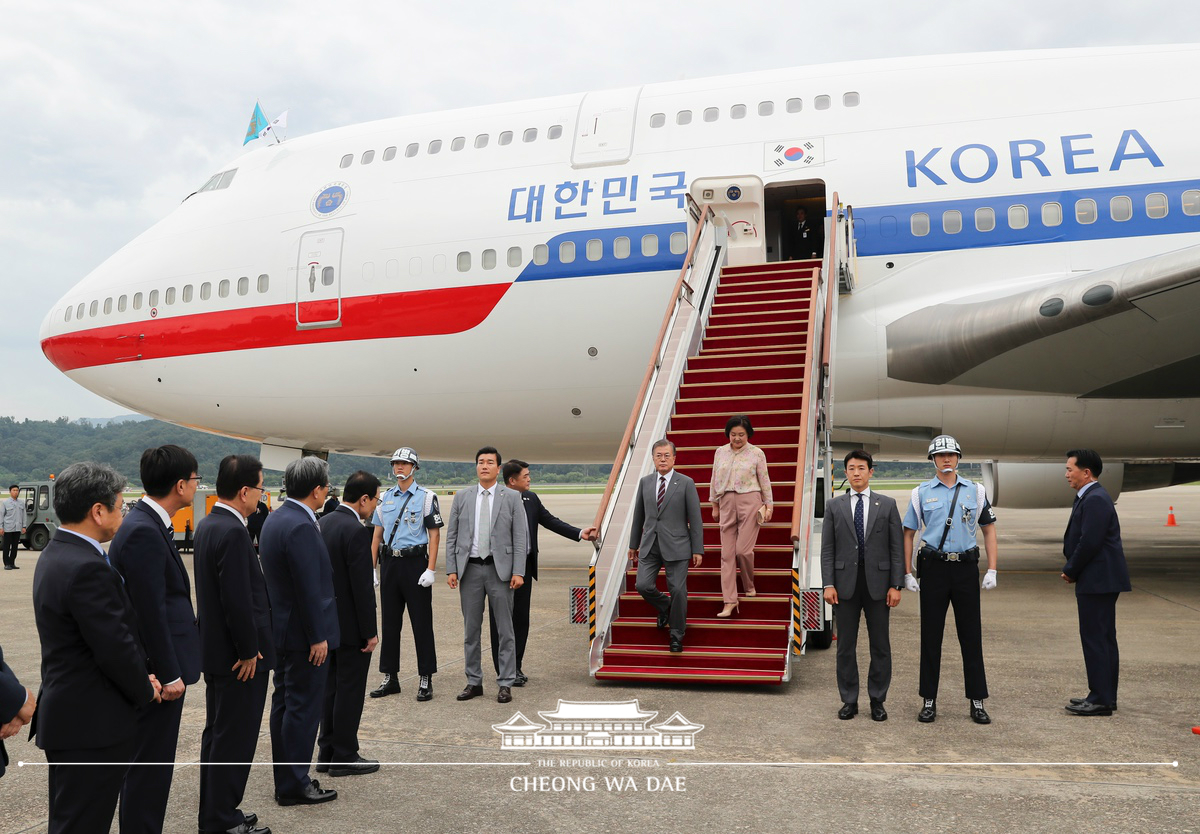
[197,169,238,193]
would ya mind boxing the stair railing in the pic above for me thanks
[586,198,727,674]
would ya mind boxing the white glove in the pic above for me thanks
[418,569,436,588]
[982,569,997,590]
[904,573,920,593]
[373,568,380,588]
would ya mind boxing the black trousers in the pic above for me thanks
[46,740,134,834]
[270,649,329,797]
[198,670,269,832]
[834,580,892,705]
[490,576,532,673]
[318,645,372,764]
[1077,591,1121,706]
[917,553,988,700]
[379,553,437,676]
[119,688,186,834]
[2,531,20,566]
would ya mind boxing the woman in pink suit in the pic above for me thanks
[709,415,773,618]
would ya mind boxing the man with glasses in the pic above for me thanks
[109,444,202,834]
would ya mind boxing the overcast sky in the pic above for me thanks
[2,1,1198,421]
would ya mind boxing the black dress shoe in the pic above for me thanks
[870,700,888,722]
[240,813,258,827]
[498,686,512,703]
[669,638,683,653]
[457,684,484,701]
[918,698,937,723]
[656,611,669,629]
[1066,701,1113,716]
[513,670,528,687]
[416,674,433,701]
[970,699,991,724]
[314,762,329,773]
[329,756,380,777]
[275,779,337,806]
[369,674,400,698]
[1070,697,1117,710]
[838,702,858,720]
[200,822,269,834]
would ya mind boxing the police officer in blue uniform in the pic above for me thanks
[369,448,442,702]
[902,435,998,725]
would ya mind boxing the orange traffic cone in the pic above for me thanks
[1166,507,1178,527]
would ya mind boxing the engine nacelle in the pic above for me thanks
[982,461,1200,508]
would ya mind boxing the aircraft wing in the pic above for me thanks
[885,243,1200,398]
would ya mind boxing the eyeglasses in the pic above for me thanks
[187,476,202,481]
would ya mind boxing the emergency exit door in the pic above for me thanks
[296,228,343,329]
[571,86,642,168]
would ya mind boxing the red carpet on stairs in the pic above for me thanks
[596,259,821,685]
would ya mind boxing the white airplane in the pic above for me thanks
[40,45,1200,506]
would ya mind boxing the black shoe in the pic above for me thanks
[498,686,512,703]
[513,670,528,687]
[970,699,991,724]
[870,700,888,722]
[416,675,433,701]
[1066,701,1113,716]
[314,762,329,773]
[457,684,484,701]
[240,813,258,827]
[1070,697,1117,710]
[656,611,669,629]
[200,822,270,834]
[369,674,400,698]
[918,698,937,723]
[3,565,12,570]
[329,756,380,777]
[669,638,684,653]
[275,779,337,806]
[838,703,858,720]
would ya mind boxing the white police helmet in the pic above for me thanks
[390,447,420,469]
[927,434,962,460]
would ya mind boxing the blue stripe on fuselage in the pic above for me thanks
[515,223,687,281]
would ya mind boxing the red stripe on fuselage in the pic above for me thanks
[41,284,511,372]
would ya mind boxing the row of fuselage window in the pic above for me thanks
[335,92,861,169]
[61,231,690,324]
[908,189,1200,236]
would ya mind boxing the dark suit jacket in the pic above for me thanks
[791,218,824,260]
[520,490,582,581]
[193,505,276,675]
[0,642,27,777]
[629,471,704,560]
[31,530,155,750]
[318,504,377,649]
[820,491,903,601]
[109,500,201,686]
[1063,483,1132,595]
[259,500,340,652]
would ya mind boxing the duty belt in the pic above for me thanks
[921,544,980,562]
[398,544,428,558]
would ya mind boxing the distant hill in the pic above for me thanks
[74,414,152,427]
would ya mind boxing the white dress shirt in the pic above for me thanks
[470,484,495,559]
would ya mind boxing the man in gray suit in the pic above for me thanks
[629,439,704,653]
[821,450,904,721]
[445,446,528,704]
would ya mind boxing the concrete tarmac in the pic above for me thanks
[1,485,1198,833]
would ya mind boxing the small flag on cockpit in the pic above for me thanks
[244,102,268,146]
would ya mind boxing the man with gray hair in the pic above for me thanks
[259,456,340,807]
[31,462,163,834]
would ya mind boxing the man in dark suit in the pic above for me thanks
[1062,449,1131,716]
[259,456,339,806]
[790,206,824,261]
[108,444,202,834]
[193,454,274,834]
[821,450,904,721]
[1,641,36,779]
[629,439,705,653]
[490,460,597,686]
[31,462,162,834]
[317,471,381,776]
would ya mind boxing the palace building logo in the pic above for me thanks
[493,699,704,751]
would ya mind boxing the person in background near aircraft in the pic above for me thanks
[1061,449,1131,717]
[1,640,35,779]
[790,206,824,261]
[630,440,705,653]
[821,450,903,721]
[490,460,597,686]
[259,456,339,807]
[247,497,270,550]
[320,488,340,518]
[316,470,381,776]
[2,485,24,570]
[445,446,527,704]
[31,461,162,834]
[194,454,273,834]
[370,447,442,703]
[109,444,202,834]
[709,416,773,619]
[903,435,998,725]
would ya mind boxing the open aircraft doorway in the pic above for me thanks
[765,181,827,263]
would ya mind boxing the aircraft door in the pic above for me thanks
[690,176,766,266]
[571,86,642,168]
[295,228,343,329]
